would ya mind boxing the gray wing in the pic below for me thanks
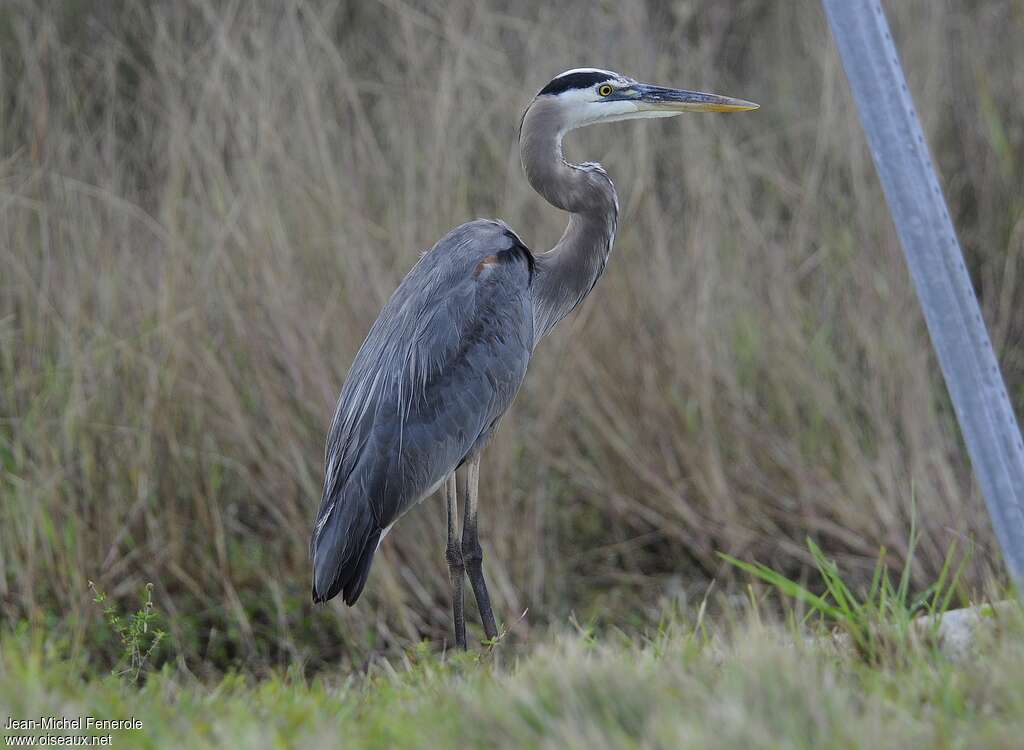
[311,219,535,604]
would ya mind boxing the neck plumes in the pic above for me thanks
[520,100,619,343]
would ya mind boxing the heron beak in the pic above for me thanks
[633,84,759,113]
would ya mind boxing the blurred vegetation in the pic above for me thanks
[1,0,1023,675]
[2,601,1024,748]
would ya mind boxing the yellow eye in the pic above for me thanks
[598,84,613,97]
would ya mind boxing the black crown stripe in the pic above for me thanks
[538,71,613,97]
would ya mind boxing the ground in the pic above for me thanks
[3,602,1022,749]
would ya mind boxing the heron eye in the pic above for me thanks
[598,84,613,97]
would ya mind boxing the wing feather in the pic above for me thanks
[311,220,534,604]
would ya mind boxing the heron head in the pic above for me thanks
[531,68,758,132]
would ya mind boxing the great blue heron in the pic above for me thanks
[311,68,757,648]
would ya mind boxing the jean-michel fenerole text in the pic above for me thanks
[5,716,143,731]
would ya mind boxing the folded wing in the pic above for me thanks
[311,220,534,604]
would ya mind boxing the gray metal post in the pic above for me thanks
[821,0,1024,581]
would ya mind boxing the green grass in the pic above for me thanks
[3,544,1019,748]
[719,503,973,665]
[2,601,1023,750]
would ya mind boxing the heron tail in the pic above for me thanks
[311,496,382,606]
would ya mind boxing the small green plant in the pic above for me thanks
[88,581,166,682]
[477,608,530,651]
[719,513,970,664]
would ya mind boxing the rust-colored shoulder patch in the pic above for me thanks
[473,255,500,278]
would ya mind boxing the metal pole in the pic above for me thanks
[821,0,1024,582]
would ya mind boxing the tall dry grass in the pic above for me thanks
[2,0,1023,671]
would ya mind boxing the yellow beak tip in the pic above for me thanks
[695,99,759,113]
[721,100,760,112]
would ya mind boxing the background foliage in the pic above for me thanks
[2,0,1023,673]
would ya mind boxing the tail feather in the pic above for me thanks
[311,496,380,605]
[342,528,382,605]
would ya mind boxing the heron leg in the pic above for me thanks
[463,454,499,642]
[444,472,467,650]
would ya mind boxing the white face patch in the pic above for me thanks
[545,72,681,132]
[533,68,691,137]
[563,96,640,129]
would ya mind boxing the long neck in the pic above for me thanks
[520,101,618,343]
